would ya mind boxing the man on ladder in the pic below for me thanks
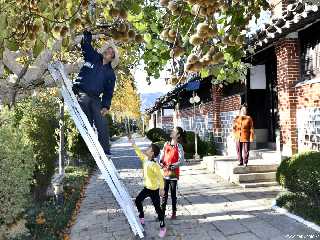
[73,30,119,156]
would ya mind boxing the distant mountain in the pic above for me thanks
[140,92,164,112]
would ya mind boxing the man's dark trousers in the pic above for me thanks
[78,92,110,153]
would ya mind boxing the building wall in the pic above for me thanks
[176,101,214,140]
[161,116,174,133]
[276,37,300,156]
[296,83,320,152]
[217,95,241,155]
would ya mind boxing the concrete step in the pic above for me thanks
[237,172,277,183]
[233,164,278,174]
[239,181,279,188]
[249,149,280,162]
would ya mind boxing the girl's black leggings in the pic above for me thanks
[161,179,177,213]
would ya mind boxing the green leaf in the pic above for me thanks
[5,40,19,51]
[33,40,45,58]
[150,23,159,33]
[0,14,8,39]
[144,33,152,44]
[130,2,141,15]
[200,68,209,78]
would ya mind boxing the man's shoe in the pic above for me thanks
[159,227,166,238]
[238,163,244,166]
[105,151,112,156]
[171,211,177,220]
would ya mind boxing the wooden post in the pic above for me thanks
[59,99,65,175]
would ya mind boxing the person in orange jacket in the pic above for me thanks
[232,104,254,167]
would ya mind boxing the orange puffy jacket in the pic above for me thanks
[232,115,254,142]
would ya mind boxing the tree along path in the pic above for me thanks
[70,137,319,240]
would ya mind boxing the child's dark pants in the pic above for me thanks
[135,187,165,227]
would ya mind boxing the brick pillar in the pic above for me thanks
[275,36,300,156]
[212,85,223,141]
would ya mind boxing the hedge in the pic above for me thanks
[0,109,34,234]
[14,94,59,201]
[146,128,170,143]
[276,151,320,224]
[276,151,320,206]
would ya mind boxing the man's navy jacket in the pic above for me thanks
[74,31,116,110]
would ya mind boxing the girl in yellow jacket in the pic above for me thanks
[133,143,166,238]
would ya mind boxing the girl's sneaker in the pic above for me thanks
[159,227,167,238]
[139,218,145,225]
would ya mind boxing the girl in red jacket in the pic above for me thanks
[159,127,185,219]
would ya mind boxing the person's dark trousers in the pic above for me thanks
[161,179,177,214]
[236,141,250,164]
[77,92,110,153]
[135,188,165,227]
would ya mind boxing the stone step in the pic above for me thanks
[239,181,279,188]
[233,164,278,174]
[237,172,277,183]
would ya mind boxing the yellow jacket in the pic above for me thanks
[134,145,164,190]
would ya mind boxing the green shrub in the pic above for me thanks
[184,131,216,158]
[276,151,320,206]
[0,112,34,227]
[14,94,59,201]
[146,128,170,142]
[64,114,92,167]
[276,191,320,225]
[23,166,89,240]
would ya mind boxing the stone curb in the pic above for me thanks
[271,200,320,233]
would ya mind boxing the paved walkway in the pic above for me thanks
[70,137,319,240]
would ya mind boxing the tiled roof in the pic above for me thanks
[248,1,320,51]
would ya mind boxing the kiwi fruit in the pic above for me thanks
[189,34,202,46]
[119,9,128,19]
[191,4,201,15]
[118,23,127,33]
[193,62,203,72]
[170,47,184,58]
[196,22,210,35]
[53,25,61,33]
[112,31,122,41]
[160,29,170,40]
[213,51,224,63]
[236,35,245,45]
[135,34,144,43]
[159,0,169,7]
[187,54,199,64]
[109,7,120,18]
[185,63,193,72]
[168,29,177,38]
[82,0,89,7]
[229,35,237,43]
[74,18,82,26]
[28,32,36,41]
[60,26,69,37]
[168,1,179,12]
[200,7,207,17]
[128,30,136,39]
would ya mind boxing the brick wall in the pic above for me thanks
[276,38,300,156]
[213,94,241,155]
[177,101,214,140]
[220,95,241,112]
[161,116,174,132]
